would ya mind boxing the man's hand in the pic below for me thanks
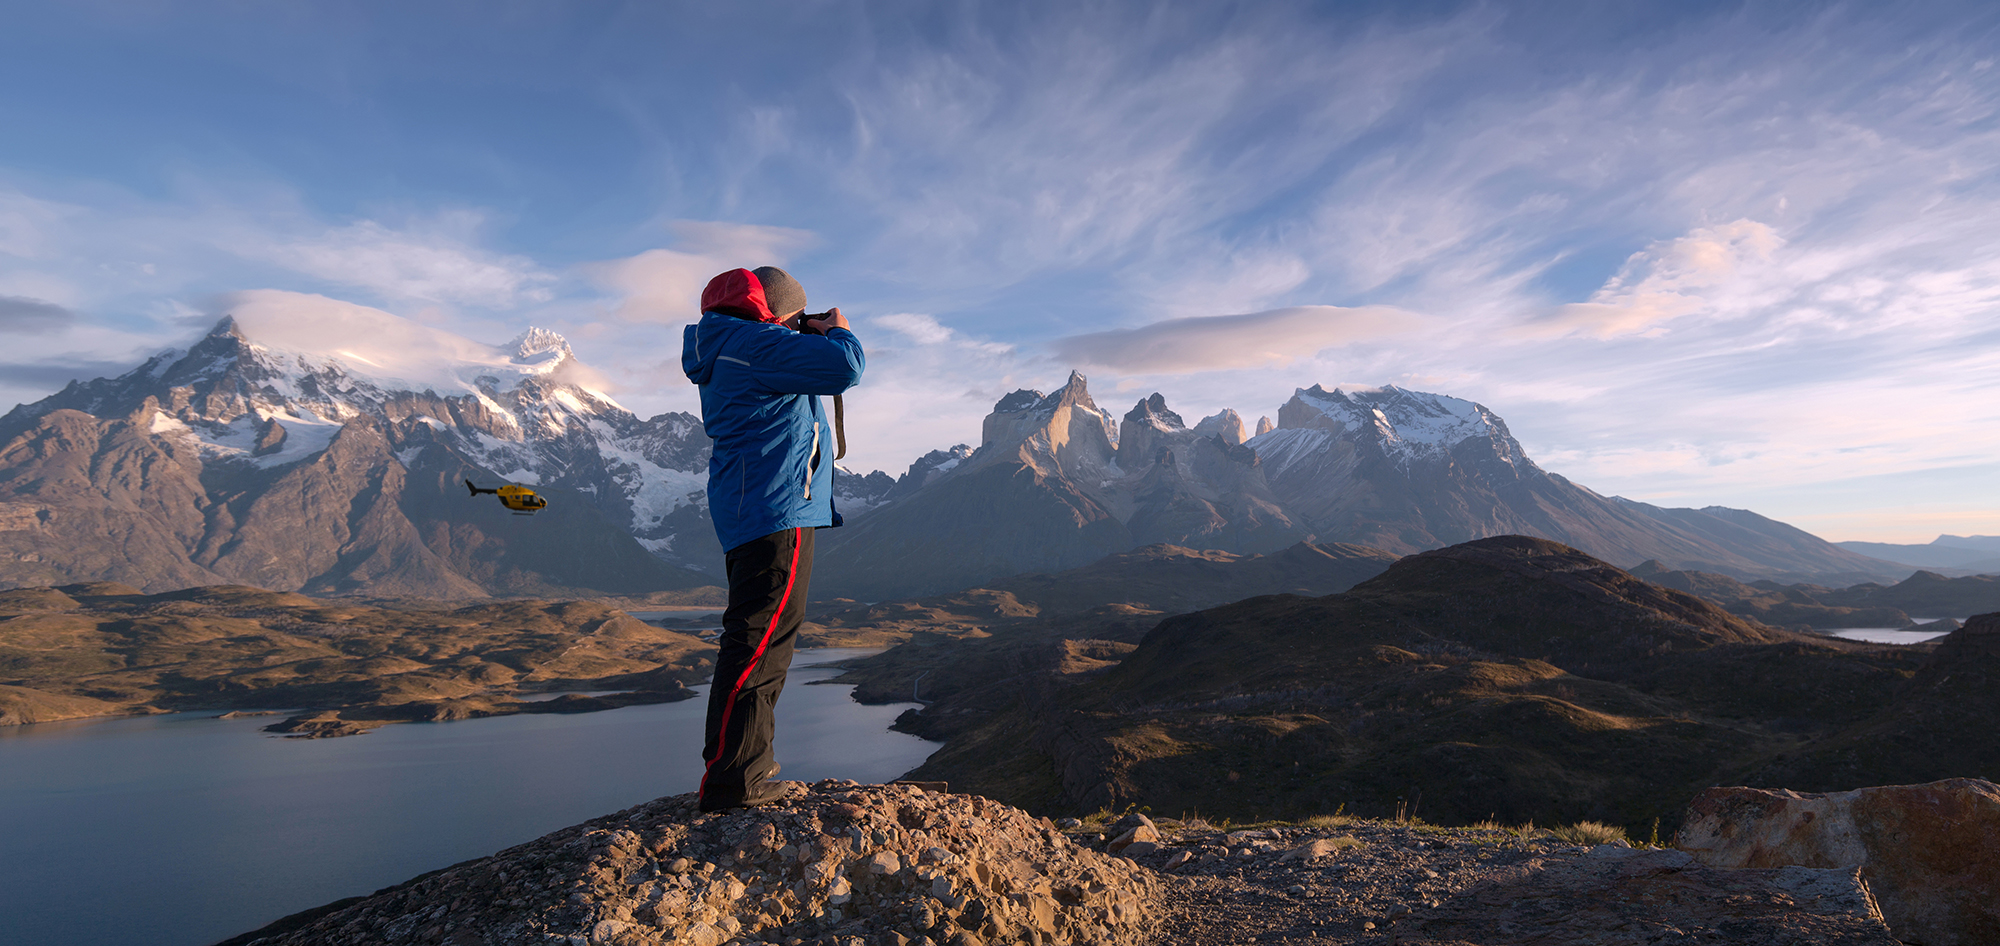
[802,308,849,334]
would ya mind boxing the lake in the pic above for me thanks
[1823,619,1966,645]
[0,648,932,946]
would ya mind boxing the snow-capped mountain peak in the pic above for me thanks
[1242,383,1541,484]
[1297,384,1491,445]
[1273,384,1504,458]
[506,327,574,368]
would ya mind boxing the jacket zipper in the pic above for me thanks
[805,422,820,500]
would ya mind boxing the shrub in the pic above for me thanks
[1549,821,1628,845]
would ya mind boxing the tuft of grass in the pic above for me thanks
[1178,811,1218,831]
[1300,813,1354,829]
[1549,821,1629,845]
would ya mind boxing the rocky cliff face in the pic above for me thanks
[0,316,713,596]
[818,376,1895,601]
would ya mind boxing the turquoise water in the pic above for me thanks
[0,649,931,946]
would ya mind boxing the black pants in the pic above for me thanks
[700,526,814,809]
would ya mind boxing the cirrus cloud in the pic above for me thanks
[1523,220,1784,340]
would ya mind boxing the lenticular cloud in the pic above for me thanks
[216,289,607,397]
[1049,304,1413,373]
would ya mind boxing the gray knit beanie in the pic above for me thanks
[753,266,807,319]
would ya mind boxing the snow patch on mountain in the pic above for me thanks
[148,405,346,469]
[1272,384,1514,469]
[1296,385,1491,445]
[1245,427,1332,478]
[832,466,897,517]
[595,431,708,528]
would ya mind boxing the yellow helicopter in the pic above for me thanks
[466,479,548,515]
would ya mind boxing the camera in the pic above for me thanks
[795,311,833,335]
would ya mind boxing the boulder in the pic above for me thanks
[1280,836,1358,862]
[1675,777,2000,945]
[1105,814,1161,854]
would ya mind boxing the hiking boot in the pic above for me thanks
[699,778,799,813]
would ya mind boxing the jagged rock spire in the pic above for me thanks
[1124,393,1186,431]
[1193,409,1247,446]
[207,315,247,340]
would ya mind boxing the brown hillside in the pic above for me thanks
[804,541,1395,650]
[0,582,715,735]
[870,537,1940,833]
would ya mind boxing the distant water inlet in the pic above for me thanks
[1823,619,1967,645]
[0,648,933,946]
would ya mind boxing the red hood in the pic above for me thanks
[700,268,781,323]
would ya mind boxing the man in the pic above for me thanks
[681,265,864,812]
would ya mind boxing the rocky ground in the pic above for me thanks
[1091,815,1895,945]
[223,781,1161,946]
[222,783,1897,946]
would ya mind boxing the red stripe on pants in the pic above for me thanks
[700,527,803,797]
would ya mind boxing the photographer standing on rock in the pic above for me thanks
[681,266,864,812]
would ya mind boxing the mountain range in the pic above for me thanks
[2,311,1905,599]
[1836,535,2000,574]
[815,372,1897,599]
[0,312,716,597]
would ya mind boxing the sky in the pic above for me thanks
[2,1,1998,543]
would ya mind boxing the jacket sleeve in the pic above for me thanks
[751,328,865,395]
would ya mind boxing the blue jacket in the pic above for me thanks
[682,310,865,552]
